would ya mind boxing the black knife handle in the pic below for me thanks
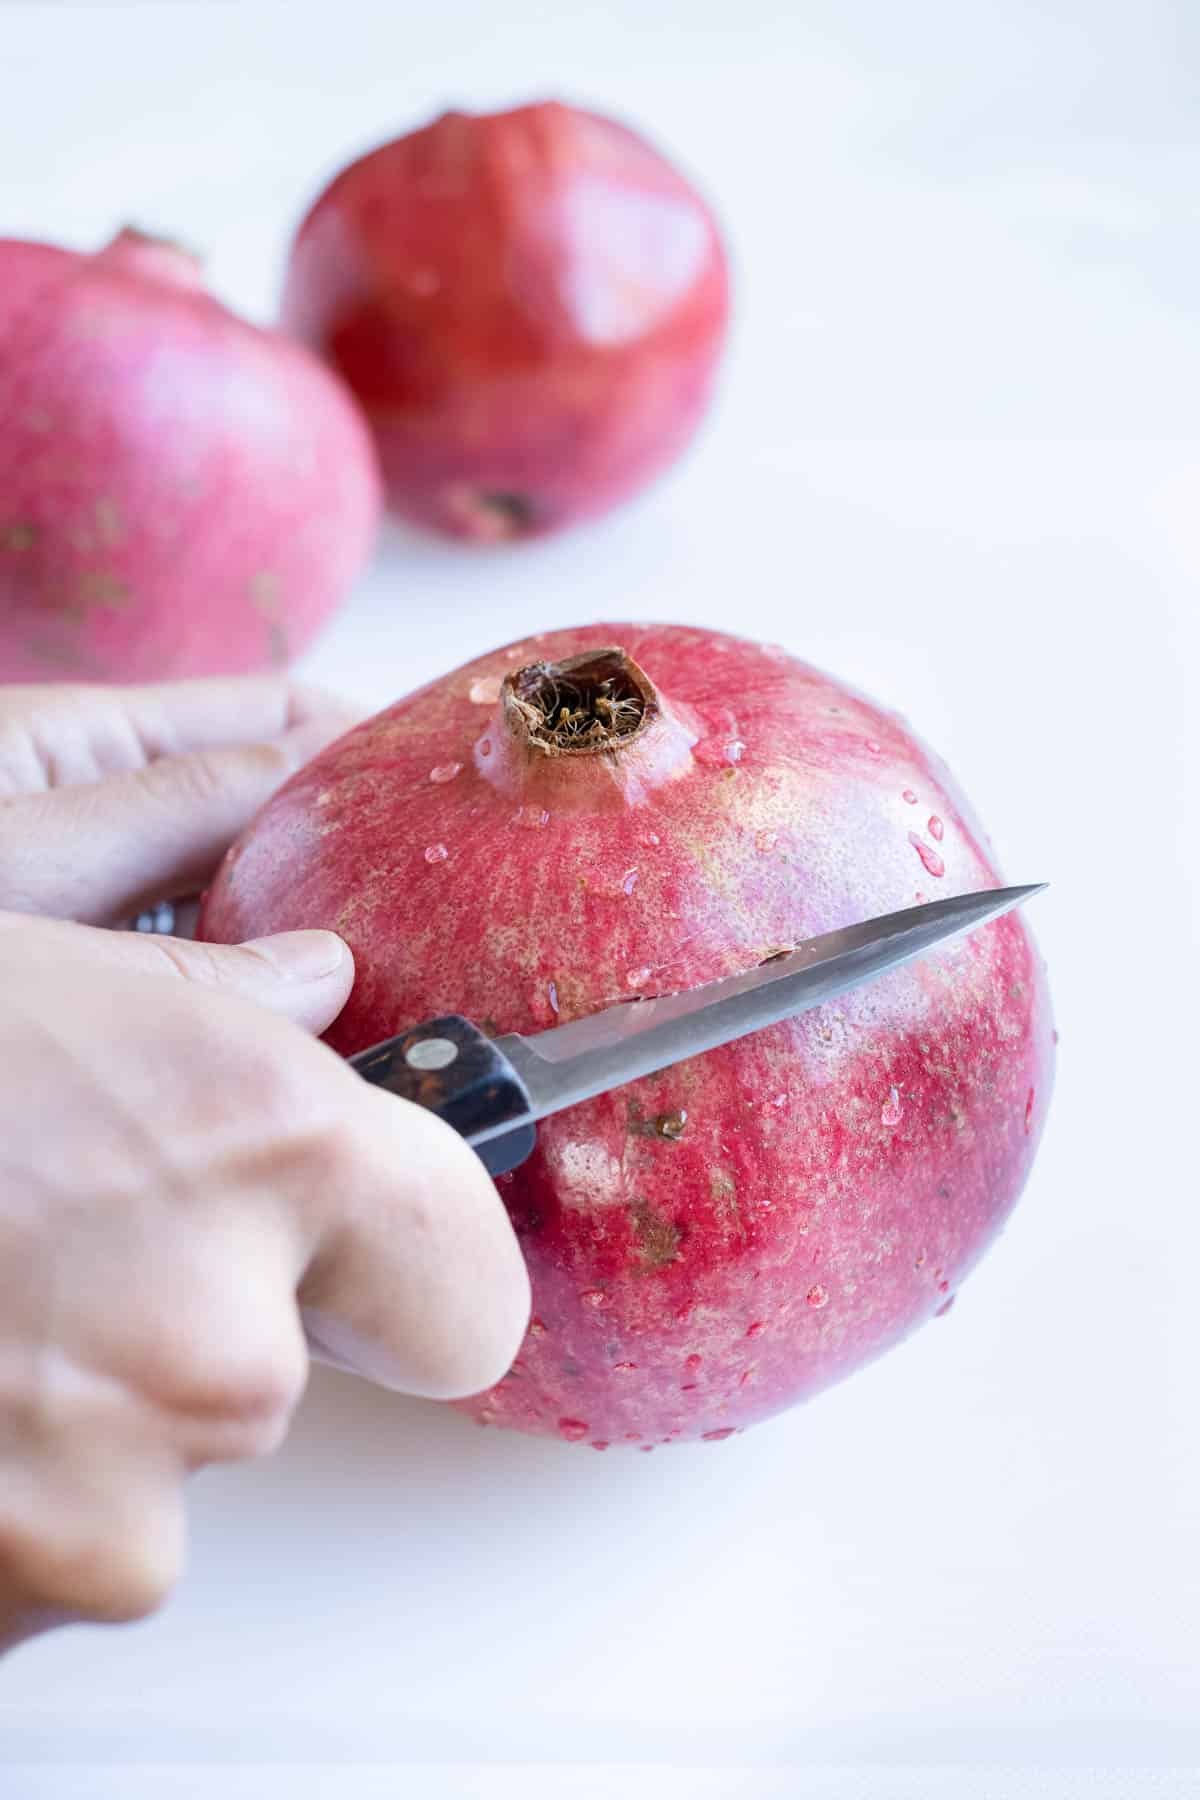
[348,1016,536,1178]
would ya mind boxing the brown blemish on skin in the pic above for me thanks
[1,523,37,552]
[710,1168,747,1242]
[95,498,123,545]
[250,571,283,618]
[75,570,131,612]
[22,633,93,672]
[268,621,289,667]
[630,1198,681,1269]
[627,1101,657,1138]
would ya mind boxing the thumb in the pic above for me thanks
[0,912,355,1035]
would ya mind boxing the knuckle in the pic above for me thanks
[0,1512,180,1626]
[85,1545,179,1624]
[144,935,216,984]
[155,1337,307,1461]
[153,746,228,810]
[295,1110,361,1201]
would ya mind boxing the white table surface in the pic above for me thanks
[2,3,1198,1795]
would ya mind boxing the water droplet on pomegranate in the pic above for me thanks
[806,1284,829,1309]
[557,1417,589,1441]
[685,1353,703,1371]
[469,675,502,704]
[547,980,560,1015]
[726,739,746,764]
[528,1316,547,1336]
[746,1320,765,1338]
[621,868,639,895]
[902,788,918,804]
[580,1288,610,1309]
[936,1276,950,1294]
[755,829,779,853]
[429,762,462,783]
[479,738,493,757]
[423,842,449,864]
[865,739,881,756]
[739,1369,755,1386]
[613,1360,638,1373]
[928,815,944,841]
[643,831,660,846]
[908,831,945,878]
[513,805,550,829]
[1024,1087,1035,1133]
[702,1427,737,1441]
[881,1084,903,1126]
[625,966,652,989]
[590,1440,609,1451]
[639,1444,655,1452]
[680,1382,698,1392]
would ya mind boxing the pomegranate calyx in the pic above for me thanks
[503,647,657,758]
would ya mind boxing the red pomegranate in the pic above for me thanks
[280,103,730,540]
[0,230,381,684]
[199,626,1054,1447]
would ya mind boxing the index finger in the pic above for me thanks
[0,676,360,797]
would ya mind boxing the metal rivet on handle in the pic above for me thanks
[405,1037,459,1071]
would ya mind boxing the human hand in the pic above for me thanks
[0,678,530,1652]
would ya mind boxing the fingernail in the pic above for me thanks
[243,929,351,982]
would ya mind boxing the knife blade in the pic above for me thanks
[349,883,1045,1175]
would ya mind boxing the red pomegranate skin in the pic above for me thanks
[0,231,381,683]
[280,103,730,540]
[199,625,1054,1447]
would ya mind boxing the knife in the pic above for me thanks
[349,884,1045,1176]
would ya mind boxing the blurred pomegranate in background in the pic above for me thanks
[281,102,730,541]
[0,229,381,684]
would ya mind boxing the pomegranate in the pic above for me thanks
[199,626,1054,1447]
[280,102,730,540]
[0,230,381,684]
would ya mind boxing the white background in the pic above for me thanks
[2,2,1198,1795]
